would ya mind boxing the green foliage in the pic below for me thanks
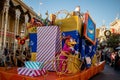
[106,34,120,48]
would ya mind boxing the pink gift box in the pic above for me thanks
[17,67,46,77]
[37,26,61,71]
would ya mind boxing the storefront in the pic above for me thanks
[0,0,37,52]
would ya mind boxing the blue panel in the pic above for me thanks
[62,30,81,52]
[85,45,92,57]
[86,15,96,42]
[85,39,98,58]
[29,33,37,52]
[81,39,86,58]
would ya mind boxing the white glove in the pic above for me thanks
[75,51,79,54]
[70,47,74,51]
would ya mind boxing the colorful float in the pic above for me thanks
[0,7,105,80]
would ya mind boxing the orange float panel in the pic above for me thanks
[0,62,105,80]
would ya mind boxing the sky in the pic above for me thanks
[23,0,120,28]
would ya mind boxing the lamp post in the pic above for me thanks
[104,30,111,47]
[104,30,111,39]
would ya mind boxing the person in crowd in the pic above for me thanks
[114,51,120,70]
[100,46,108,61]
[96,49,101,63]
[2,47,10,67]
[15,48,25,67]
[110,51,116,67]
[0,49,4,66]
[23,47,31,61]
[0,58,4,66]
[9,51,15,66]
[105,49,112,65]
[3,47,8,56]
[101,48,105,61]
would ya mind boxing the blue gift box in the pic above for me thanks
[29,33,37,52]
[62,30,82,53]
[25,61,44,69]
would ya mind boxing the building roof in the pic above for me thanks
[12,0,38,17]
[110,19,120,26]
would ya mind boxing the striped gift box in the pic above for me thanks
[17,67,46,77]
[37,26,61,71]
[25,61,44,69]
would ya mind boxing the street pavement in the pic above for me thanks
[89,64,120,80]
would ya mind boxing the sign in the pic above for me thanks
[84,12,96,44]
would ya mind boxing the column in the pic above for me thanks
[3,0,10,49]
[25,14,29,33]
[15,9,21,35]
[24,14,29,48]
[13,9,21,53]
[0,10,5,50]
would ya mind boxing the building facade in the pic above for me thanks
[96,28,100,38]
[98,25,107,43]
[110,18,120,34]
[0,0,37,52]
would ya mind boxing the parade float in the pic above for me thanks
[0,7,105,80]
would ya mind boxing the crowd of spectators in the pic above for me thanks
[0,47,31,67]
[96,47,120,70]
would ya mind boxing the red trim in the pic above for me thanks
[83,13,88,37]
[0,31,14,38]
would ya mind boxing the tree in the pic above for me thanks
[106,33,120,49]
